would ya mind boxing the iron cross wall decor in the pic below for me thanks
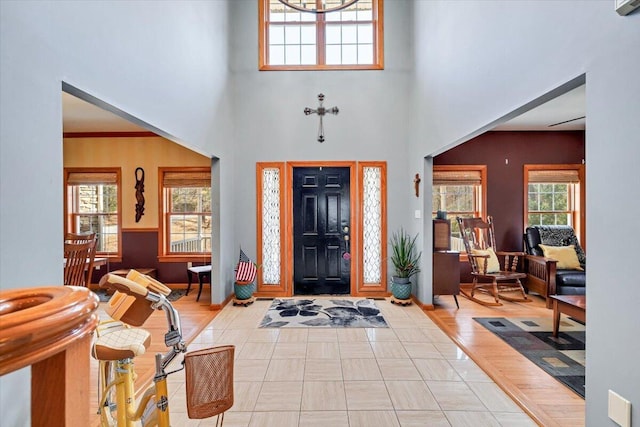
[304,93,339,143]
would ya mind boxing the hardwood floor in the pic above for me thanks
[88,287,218,426]
[427,285,585,427]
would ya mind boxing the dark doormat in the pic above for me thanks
[260,298,388,328]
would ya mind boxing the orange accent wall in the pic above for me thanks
[63,136,209,229]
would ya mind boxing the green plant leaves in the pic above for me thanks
[390,228,422,279]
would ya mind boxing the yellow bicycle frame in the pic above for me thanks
[99,359,171,427]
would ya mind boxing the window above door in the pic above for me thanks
[259,0,384,70]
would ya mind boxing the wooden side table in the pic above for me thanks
[550,295,586,337]
[433,251,460,308]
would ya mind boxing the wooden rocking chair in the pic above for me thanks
[457,216,529,306]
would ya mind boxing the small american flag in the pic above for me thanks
[235,248,257,284]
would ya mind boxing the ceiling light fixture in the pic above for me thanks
[277,0,359,14]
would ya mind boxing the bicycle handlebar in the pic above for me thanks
[99,273,149,297]
[99,273,187,361]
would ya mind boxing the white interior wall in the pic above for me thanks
[0,2,232,425]
[410,2,640,425]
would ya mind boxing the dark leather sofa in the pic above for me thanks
[524,226,586,308]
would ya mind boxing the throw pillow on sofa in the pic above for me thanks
[539,244,584,270]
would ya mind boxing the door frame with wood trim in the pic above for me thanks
[287,161,358,296]
[255,160,387,298]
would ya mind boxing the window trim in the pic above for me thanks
[64,167,122,261]
[158,167,212,262]
[432,165,487,260]
[523,164,585,249]
[258,0,384,71]
[432,165,487,218]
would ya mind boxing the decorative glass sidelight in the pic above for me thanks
[262,168,281,284]
[362,166,382,283]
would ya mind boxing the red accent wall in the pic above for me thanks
[434,131,585,281]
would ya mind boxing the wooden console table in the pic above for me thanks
[550,294,586,337]
[433,251,460,308]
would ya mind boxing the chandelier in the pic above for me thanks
[277,0,359,14]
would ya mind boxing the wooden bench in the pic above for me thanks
[110,268,157,279]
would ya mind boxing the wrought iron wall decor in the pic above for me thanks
[135,167,145,222]
[304,93,339,143]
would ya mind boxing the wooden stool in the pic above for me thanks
[187,265,212,302]
[110,268,157,279]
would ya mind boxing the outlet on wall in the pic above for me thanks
[608,390,631,427]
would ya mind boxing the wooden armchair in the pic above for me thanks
[457,216,529,306]
[524,226,586,308]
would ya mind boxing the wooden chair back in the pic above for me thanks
[457,216,497,273]
[63,233,97,287]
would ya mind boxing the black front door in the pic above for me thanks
[293,167,350,295]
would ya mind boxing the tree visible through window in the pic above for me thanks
[160,168,211,258]
[528,183,571,226]
[65,168,121,256]
[525,164,585,242]
[432,166,486,251]
[259,0,383,70]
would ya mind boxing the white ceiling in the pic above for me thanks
[492,85,585,131]
[62,85,586,133]
[62,92,147,133]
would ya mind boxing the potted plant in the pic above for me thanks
[389,228,422,300]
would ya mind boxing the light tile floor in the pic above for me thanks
[165,298,537,427]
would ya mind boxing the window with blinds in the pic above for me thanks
[64,168,122,256]
[160,168,212,258]
[432,165,487,242]
[525,165,584,235]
